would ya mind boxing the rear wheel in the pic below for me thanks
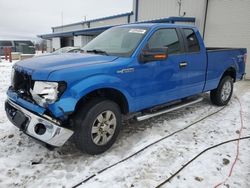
[210,76,233,106]
[74,98,121,155]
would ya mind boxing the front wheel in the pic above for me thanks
[210,76,234,106]
[74,99,121,155]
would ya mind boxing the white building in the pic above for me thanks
[39,0,250,79]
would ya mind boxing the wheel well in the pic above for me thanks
[75,88,129,114]
[221,67,236,82]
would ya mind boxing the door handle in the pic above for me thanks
[179,62,188,68]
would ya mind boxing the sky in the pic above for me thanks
[0,0,133,41]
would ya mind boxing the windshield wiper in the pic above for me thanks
[86,49,109,56]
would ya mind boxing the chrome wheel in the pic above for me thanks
[91,110,117,146]
[221,80,232,101]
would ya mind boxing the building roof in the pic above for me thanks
[38,16,195,39]
[52,12,133,29]
[38,25,112,39]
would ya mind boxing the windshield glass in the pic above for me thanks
[82,27,148,57]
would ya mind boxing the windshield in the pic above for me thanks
[82,27,148,57]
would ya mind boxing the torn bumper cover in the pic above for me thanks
[5,99,74,147]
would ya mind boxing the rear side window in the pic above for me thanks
[147,29,181,54]
[0,41,12,46]
[183,29,200,52]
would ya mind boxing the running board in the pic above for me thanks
[136,97,203,121]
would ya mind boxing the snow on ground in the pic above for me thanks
[0,60,249,188]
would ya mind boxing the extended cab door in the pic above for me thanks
[180,28,207,95]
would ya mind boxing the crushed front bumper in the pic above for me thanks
[5,99,74,147]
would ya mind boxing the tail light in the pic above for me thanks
[244,53,247,64]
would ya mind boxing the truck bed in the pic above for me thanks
[204,47,246,92]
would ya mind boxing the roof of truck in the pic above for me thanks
[117,23,196,29]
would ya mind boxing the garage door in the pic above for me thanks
[204,0,250,79]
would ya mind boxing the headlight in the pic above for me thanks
[30,81,66,107]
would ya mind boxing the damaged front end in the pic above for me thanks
[5,66,73,147]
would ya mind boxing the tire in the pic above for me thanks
[210,76,234,106]
[73,98,121,155]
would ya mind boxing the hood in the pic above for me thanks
[14,53,118,80]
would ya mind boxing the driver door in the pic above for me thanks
[136,28,188,108]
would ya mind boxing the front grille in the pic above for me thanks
[11,69,35,103]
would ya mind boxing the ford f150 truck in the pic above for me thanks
[5,24,247,154]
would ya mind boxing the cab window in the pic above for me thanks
[147,29,181,54]
[183,29,200,52]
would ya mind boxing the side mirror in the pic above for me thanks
[139,47,168,63]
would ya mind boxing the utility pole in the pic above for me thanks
[61,11,64,32]
[177,0,186,17]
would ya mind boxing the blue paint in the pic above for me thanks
[204,48,247,91]
[9,24,246,120]
[14,53,118,80]
[139,17,196,24]
[7,90,45,115]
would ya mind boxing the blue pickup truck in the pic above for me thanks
[5,24,247,154]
